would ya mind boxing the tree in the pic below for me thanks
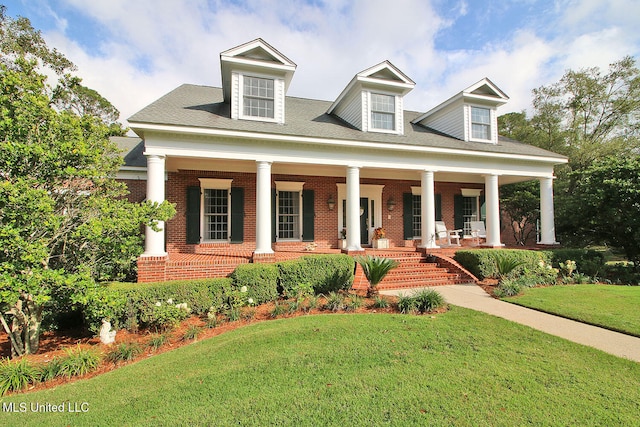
[568,156,640,270]
[0,8,174,357]
[499,181,539,245]
[499,57,640,249]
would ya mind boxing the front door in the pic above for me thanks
[360,197,369,245]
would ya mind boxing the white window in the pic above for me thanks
[243,76,274,118]
[200,178,233,242]
[275,181,304,241]
[471,106,491,140]
[371,93,395,130]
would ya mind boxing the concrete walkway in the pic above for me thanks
[381,283,640,363]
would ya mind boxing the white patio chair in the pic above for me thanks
[435,221,461,247]
[469,221,486,245]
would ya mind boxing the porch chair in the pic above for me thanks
[435,221,461,247]
[469,221,486,246]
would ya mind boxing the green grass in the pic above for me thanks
[1,309,639,426]
[504,284,640,337]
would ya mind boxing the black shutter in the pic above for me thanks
[454,194,464,231]
[230,187,244,243]
[479,195,486,222]
[272,189,277,243]
[186,186,201,244]
[435,193,442,221]
[302,189,315,242]
[403,193,413,240]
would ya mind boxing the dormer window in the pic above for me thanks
[371,93,395,130]
[243,76,275,119]
[471,106,491,140]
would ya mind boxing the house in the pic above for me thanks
[121,38,567,283]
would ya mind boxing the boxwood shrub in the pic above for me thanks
[454,249,551,280]
[277,254,355,296]
[230,263,279,304]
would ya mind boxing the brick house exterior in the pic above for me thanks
[119,39,567,283]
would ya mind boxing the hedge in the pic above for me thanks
[454,249,551,280]
[546,248,605,277]
[81,278,231,333]
[229,263,279,304]
[276,254,355,296]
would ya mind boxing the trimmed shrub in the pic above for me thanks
[230,263,278,304]
[79,278,231,333]
[277,255,354,296]
[454,249,551,280]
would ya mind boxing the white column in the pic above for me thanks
[346,166,362,251]
[539,177,558,244]
[420,170,438,249]
[255,161,274,254]
[484,173,503,247]
[142,154,167,257]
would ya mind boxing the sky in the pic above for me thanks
[4,0,640,128]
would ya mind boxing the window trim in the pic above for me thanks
[469,105,493,142]
[199,178,233,243]
[367,91,399,134]
[239,74,279,123]
[275,181,305,242]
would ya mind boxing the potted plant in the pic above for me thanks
[338,228,347,249]
[372,227,389,249]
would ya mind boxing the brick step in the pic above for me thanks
[377,279,464,289]
[384,268,456,277]
[380,273,460,283]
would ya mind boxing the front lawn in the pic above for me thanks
[503,284,640,337]
[1,308,639,426]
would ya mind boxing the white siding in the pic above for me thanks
[231,72,240,120]
[420,100,465,140]
[275,78,285,124]
[396,95,404,135]
[333,90,363,130]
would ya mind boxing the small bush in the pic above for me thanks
[277,255,354,296]
[230,264,279,304]
[354,256,399,296]
[325,292,346,312]
[144,300,191,331]
[347,294,364,311]
[304,295,319,313]
[57,346,101,378]
[39,358,63,382]
[105,342,143,364]
[372,295,390,309]
[270,301,287,318]
[182,326,201,341]
[397,294,418,314]
[494,280,523,298]
[548,249,605,277]
[148,333,169,350]
[0,357,39,396]
[412,289,446,313]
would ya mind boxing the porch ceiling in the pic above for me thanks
[165,157,539,185]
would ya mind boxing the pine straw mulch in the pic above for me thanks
[1,292,447,395]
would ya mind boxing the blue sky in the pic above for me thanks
[4,0,640,126]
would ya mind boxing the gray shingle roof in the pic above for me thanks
[128,84,566,160]
[112,136,145,167]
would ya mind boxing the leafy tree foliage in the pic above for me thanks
[567,156,640,270]
[0,8,174,357]
[499,56,640,248]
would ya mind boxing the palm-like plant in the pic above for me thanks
[355,256,399,297]
[491,252,526,282]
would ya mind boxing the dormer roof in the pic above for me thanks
[220,38,297,103]
[412,77,508,124]
[327,60,415,114]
